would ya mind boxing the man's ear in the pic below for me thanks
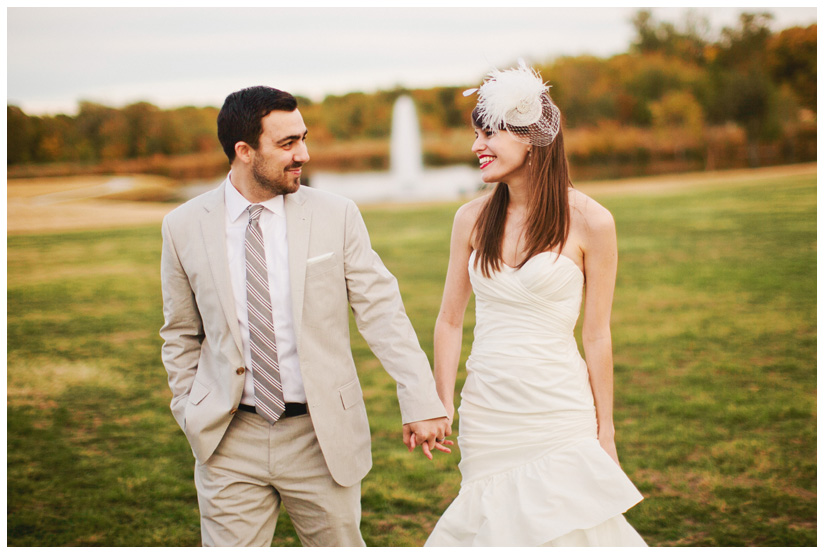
[235,142,253,164]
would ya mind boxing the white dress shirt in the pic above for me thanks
[225,176,306,405]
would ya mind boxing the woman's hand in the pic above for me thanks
[443,402,455,427]
[598,431,621,467]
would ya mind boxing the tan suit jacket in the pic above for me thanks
[160,180,446,487]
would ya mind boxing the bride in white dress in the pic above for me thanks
[425,63,647,547]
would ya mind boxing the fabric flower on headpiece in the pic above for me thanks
[464,59,561,147]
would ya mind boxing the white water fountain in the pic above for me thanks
[389,95,423,192]
[310,95,479,203]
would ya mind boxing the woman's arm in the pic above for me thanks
[580,200,621,465]
[433,202,478,424]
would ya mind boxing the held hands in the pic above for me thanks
[403,417,453,460]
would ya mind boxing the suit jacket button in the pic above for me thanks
[236,367,245,375]
[230,408,238,415]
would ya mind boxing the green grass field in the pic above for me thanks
[7,169,816,546]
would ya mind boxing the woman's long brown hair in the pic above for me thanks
[472,112,573,278]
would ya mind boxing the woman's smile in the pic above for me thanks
[478,155,495,170]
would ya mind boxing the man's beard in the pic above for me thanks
[252,158,301,196]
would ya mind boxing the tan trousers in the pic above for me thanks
[194,410,365,547]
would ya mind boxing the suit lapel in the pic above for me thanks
[200,181,244,355]
[285,187,311,344]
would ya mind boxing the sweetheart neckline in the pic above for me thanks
[470,250,584,278]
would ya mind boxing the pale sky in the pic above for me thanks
[6,4,818,115]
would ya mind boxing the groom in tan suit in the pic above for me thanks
[160,86,450,547]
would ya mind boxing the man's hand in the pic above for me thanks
[402,417,453,460]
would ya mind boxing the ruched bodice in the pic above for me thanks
[426,251,645,547]
[463,250,595,413]
[471,249,584,339]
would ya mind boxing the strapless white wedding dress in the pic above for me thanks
[426,251,646,547]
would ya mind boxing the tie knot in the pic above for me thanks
[248,204,264,223]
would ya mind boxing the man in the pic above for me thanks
[160,86,451,547]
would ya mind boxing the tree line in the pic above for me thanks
[7,11,816,177]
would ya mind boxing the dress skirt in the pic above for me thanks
[425,401,646,547]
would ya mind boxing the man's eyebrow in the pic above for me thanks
[275,129,308,144]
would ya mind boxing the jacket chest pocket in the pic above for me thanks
[305,251,337,277]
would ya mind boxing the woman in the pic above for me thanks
[425,63,647,547]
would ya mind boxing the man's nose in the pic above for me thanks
[294,141,310,163]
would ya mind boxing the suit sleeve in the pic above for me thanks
[159,215,204,431]
[342,200,447,424]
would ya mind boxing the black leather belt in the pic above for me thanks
[238,403,308,418]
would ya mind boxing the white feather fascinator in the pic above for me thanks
[464,60,561,147]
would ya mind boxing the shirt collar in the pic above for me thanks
[225,173,286,223]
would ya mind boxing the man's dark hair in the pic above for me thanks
[217,86,298,163]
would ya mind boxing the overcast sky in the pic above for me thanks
[6,4,818,115]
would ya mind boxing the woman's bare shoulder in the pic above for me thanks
[454,194,488,227]
[569,188,615,234]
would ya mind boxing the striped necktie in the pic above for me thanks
[245,204,285,424]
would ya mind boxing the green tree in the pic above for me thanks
[122,102,162,157]
[715,12,775,69]
[75,101,119,161]
[322,91,392,140]
[542,56,616,127]
[630,8,711,65]
[650,90,705,133]
[175,106,220,152]
[7,105,33,164]
[98,110,130,160]
[766,24,817,112]
[707,13,781,165]
[612,53,707,126]
[35,114,81,162]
